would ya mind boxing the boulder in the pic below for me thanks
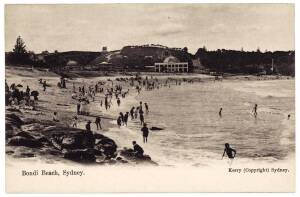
[60,131,95,150]
[94,137,117,158]
[63,149,96,162]
[7,136,43,148]
[21,123,45,132]
[120,148,157,165]
[6,113,24,128]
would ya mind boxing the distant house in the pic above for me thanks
[92,61,113,70]
[65,60,80,70]
[153,55,189,72]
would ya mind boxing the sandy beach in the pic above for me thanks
[5,66,295,167]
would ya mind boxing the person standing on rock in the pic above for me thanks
[95,116,102,130]
[132,141,144,158]
[141,123,149,143]
[26,85,30,96]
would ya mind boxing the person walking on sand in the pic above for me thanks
[124,112,129,126]
[139,111,144,125]
[117,116,122,128]
[117,97,121,107]
[219,108,223,117]
[95,116,102,130]
[119,112,124,125]
[43,80,47,91]
[130,107,135,120]
[145,103,149,114]
[105,96,108,110]
[135,107,139,119]
[85,120,92,131]
[222,143,236,162]
[141,123,149,143]
[252,104,258,118]
[77,101,81,115]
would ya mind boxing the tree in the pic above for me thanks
[13,36,27,55]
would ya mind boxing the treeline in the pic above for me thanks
[195,48,295,76]
[6,36,295,76]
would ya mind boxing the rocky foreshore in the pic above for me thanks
[6,109,157,166]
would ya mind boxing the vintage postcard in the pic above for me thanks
[5,3,295,192]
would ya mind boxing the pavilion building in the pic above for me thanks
[154,56,189,73]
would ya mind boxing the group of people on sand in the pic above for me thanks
[5,80,40,109]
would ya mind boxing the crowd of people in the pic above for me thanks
[5,79,41,110]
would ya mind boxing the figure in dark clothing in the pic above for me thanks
[141,123,149,143]
[77,101,81,114]
[288,114,291,120]
[130,107,135,120]
[117,98,121,107]
[95,116,102,130]
[132,141,144,158]
[219,108,223,117]
[86,120,92,131]
[144,103,149,114]
[119,112,124,125]
[26,85,30,96]
[252,104,258,118]
[222,143,236,159]
[117,116,122,128]
[124,112,129,126]
[43,81,47,91]
[139,109,144,125]
[105,96,108,110]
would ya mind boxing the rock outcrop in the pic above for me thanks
[5,112,157,165]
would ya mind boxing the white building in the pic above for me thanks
[154,56,189,72]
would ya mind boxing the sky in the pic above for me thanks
[5,4,295,54]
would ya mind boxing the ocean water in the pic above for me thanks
[104,79,295,167]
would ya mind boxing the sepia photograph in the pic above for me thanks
[4,2,295,193]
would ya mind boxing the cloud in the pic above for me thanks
[153,23,185,37]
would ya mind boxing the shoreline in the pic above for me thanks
[5,66,295,166]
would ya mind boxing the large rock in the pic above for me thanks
[94,135,117,158]
[59,131,95,150]
[7,136,43,148]
[120,148,157,165]
[6,113,24,128]
[63,148,96,162]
